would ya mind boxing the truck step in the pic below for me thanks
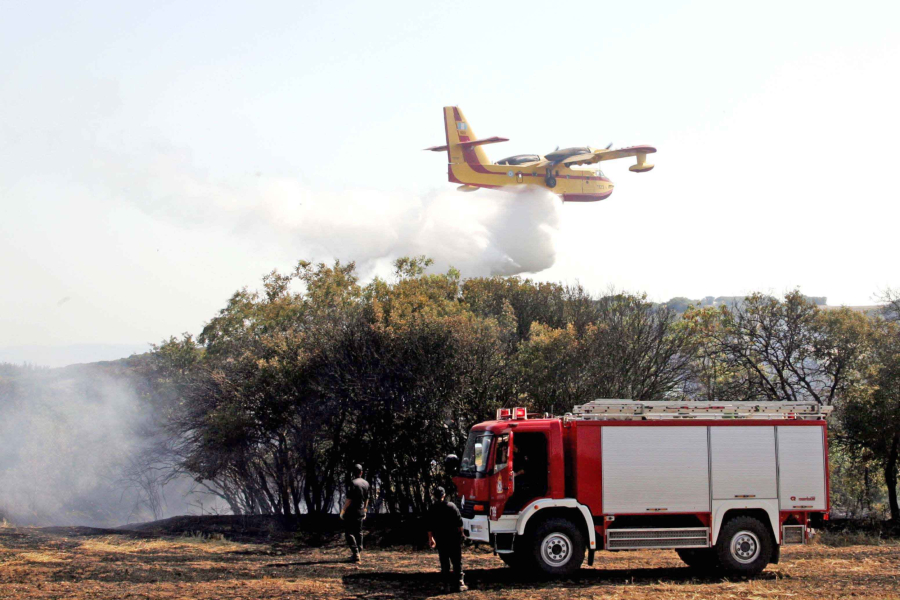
[606,527,710,550]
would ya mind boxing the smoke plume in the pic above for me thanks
[0,364,195,527]
[98,144,564,278]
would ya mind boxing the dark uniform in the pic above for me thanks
[513,445,531,486]
[509,445,532,511]
[427,495,465,590]
[345,476,370,557]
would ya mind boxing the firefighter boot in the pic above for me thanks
[350,549,360,563]
[457,573,468,593]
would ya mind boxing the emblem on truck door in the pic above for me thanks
[497,477,503,494]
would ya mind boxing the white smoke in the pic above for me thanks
[96,144,563,278]
[0,366,197,526]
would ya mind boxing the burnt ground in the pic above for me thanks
[1,522,899,599]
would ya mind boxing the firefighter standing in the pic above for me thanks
[340,464,370,563]
[426,486,467,593]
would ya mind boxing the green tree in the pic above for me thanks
[684,291,870,405]
[516,293,697,414]
[840,319,900,522]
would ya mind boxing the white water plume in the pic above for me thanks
[109,144,565,277]
[252,181,564,277]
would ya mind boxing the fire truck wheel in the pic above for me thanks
[529,517,585,577]
[675,548,719,571]
[715,516,773,576]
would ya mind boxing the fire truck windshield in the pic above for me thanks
[459,432,493,477]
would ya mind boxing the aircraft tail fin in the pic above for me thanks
[424,107,507,165]
[446,106,490,165]
[423,107,503,165]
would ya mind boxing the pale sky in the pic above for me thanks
[1,0,898,358]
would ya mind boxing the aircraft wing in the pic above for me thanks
[423,136,508,152]
[456,136,509,148]
[560,151,598,165]
[566,145,657,166]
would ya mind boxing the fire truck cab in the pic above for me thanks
[450,400,831,577]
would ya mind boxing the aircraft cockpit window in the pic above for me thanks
[497,154,540,166]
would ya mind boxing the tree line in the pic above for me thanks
[131,258,899,524]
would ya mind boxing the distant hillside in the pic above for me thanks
[662,295,825,314]
[819,305,883,315]
[0,343,150,369]
[661,296,883,316]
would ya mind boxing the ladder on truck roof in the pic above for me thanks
[570,399,832,421]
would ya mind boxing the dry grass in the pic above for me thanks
[78,533,249,555]
[14,551,69,564]
[814,529,897,548]
[0,527,898,599]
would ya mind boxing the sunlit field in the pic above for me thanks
[1,526,898,600]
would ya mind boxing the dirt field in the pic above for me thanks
[1,526,899,600]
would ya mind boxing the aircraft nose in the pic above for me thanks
[602,181,614,200]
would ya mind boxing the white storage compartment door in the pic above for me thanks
[710,426,777,500]
[602,426,710,514]
[777,425,827,511]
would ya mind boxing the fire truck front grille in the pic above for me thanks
[607,528,710,550]
[782,525,806,545]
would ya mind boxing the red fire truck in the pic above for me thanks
[450,400,831,577]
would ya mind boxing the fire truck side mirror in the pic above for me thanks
[444,454,460,475]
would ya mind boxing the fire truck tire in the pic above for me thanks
[675,548,720,571]
[528,517,585,577]
[715,516,773,576]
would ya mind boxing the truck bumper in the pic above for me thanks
[462,516,490,543]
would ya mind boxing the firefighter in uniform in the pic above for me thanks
[509,441,532,511]
[426,486,467,593]
[513,442,530,484]
[340,464,370,563]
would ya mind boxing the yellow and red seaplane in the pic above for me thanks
[425,106,655,202]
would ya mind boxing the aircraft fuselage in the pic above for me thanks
[448,153,614,202]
